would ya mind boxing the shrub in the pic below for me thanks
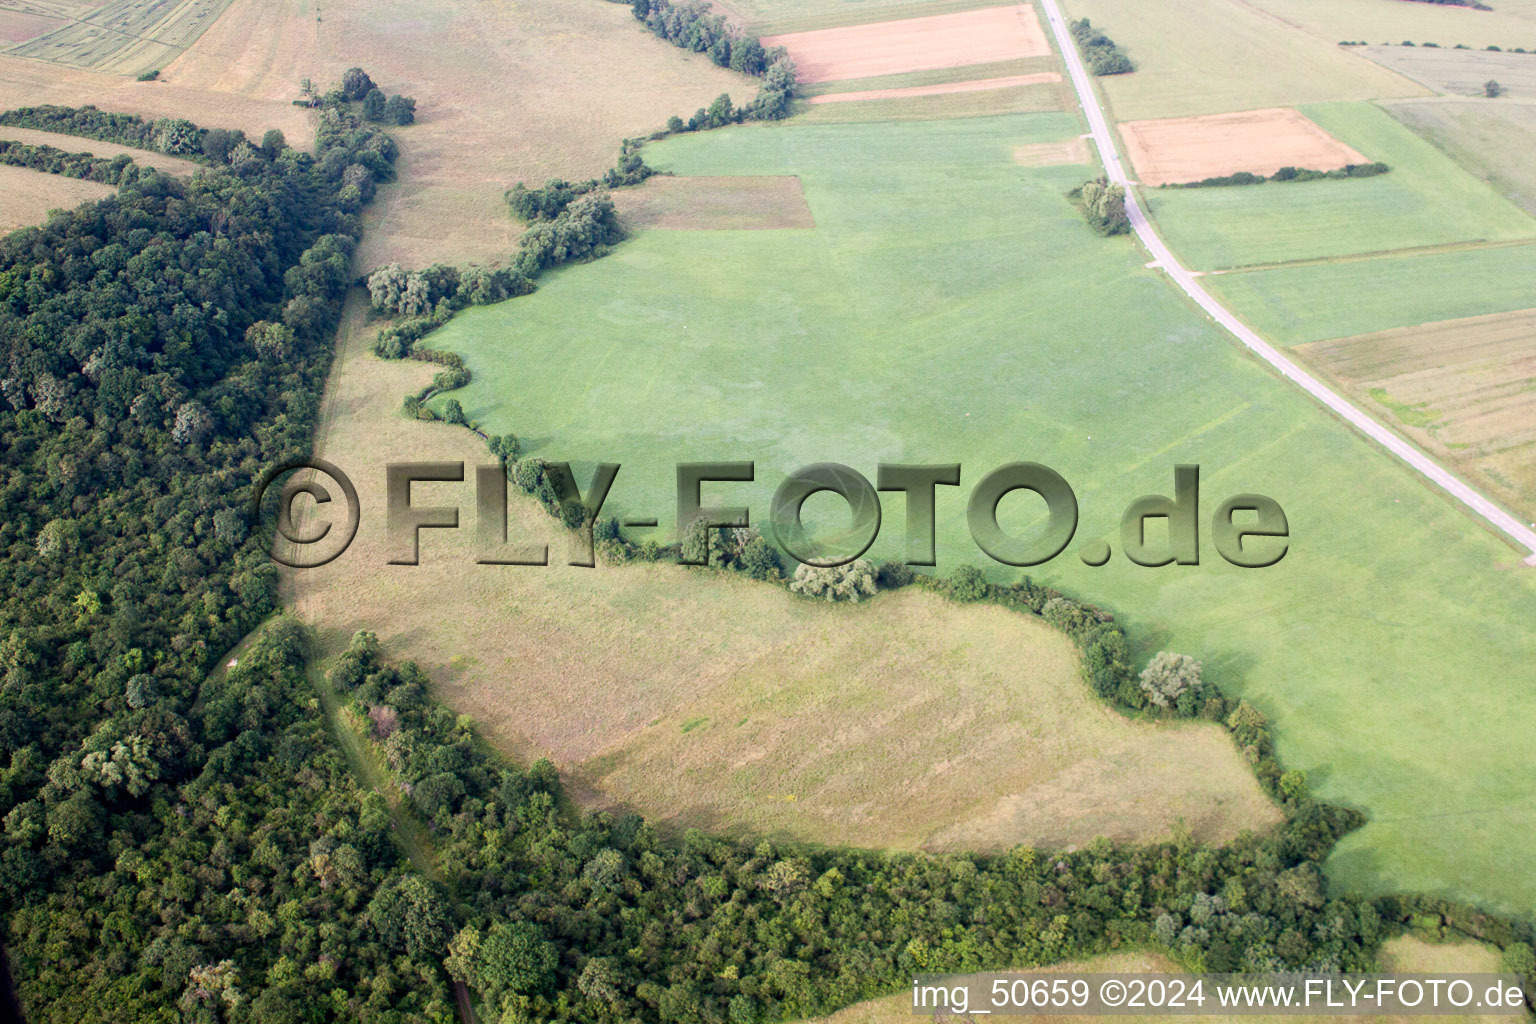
[1485,79,1503,98]
[945,564,989,602]
[788,560,878,602]
[876,560,915,589]
[1139,651,1203,711]
[341,67,376,101]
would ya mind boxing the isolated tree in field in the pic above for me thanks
[1485,79,1503,97]
[261,127,285,157]
[362,87,386,121]
[341,66,375,100]
[1139,651,1202,709]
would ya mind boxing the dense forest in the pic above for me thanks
[1,69,1534,1024]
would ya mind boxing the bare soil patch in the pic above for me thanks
[1120,107,1369,186]
[613,174,814,230]
[805,70,1059,103]
[285,296,1277,852]
[761,3,1051,84]
[0,124,204,172]
[1013,135,1090,165]
[1296,307,1536,522]
[0,160,114,230]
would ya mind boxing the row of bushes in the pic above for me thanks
[627,0,798,121]
[0,140,157,187]
[506,141,654,222]
[1071,18,1135,76]
[0,104,290,165]
[1341,40,1529,50]
[1168,162,1391,188]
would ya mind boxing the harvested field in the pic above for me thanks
[0,161,114,230]
[1013,135,1090,164]
[1361,45,1536,98]
[1387,97,1536,215]
[1295,308,1536,522]
[805,70,1060,103]
[6,0,237,76]
[0,8,62,43]
[0,52,314,152]
[148,0,753,271]
[761,4,1051,84]
[613,174,814,230]
[0,124,203,173]
[285,293,1279,853]
[1120,107,1368,186]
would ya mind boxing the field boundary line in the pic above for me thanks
[1205,236,1536,275]
[1039,0,1536,561]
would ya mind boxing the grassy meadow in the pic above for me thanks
[418,111,1536,915]
[1143,101,1536,270]
[1205,241,1536,345]
[292,293,1277,854]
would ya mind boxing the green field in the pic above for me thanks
[1205,241,1536,345]
[1387,97,1536,216]
[421,111,1536,915]
[1057,0,1425,120]
[1143,101,1536,270]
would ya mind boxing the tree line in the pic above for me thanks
[1168,162,1391,188]
[0,140,158,187]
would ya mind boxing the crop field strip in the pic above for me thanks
[5,0,237,75]
[1294,308,1536,523]
[1385,96,1536,216]
[1360,44,1536,98]
[761,3,1052,83]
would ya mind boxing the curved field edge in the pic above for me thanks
[289,295,1279,853]
[411,111,1536,916]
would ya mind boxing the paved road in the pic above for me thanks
[1037,0,1536,564]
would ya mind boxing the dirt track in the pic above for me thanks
[762,4,1051,84]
